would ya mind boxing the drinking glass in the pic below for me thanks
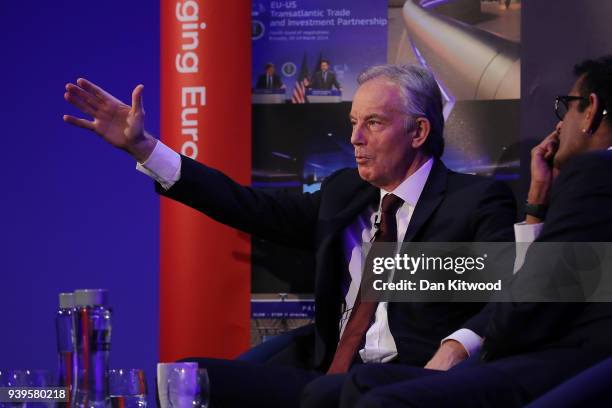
[108,369,147,408]
[156,363,209,408]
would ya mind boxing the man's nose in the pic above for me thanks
[351,124,365,145]
[555,121,563,133]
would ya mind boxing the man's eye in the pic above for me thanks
[368,120,382,128]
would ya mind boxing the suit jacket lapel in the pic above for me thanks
[328,181,379,236]
[320,160,448,242]
[403,159,448,242]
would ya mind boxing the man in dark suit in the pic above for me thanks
[336,56,612,408]
[255,63,285,90]
[309,59,342,91]
[62,64,516,407]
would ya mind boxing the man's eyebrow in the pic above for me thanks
[364,113,389,121]
[349,112,390,121]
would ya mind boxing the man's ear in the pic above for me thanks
[411,117,431,149]
[584,92,602,133]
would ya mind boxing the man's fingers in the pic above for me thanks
[544,139,559,160]
[531,145,546,159]
[131,84,145,114]
[533,129,560,160]
[541,130,559,145]
[77,78,109,102]
[543,149,554,162]
[542,130,560,160]
[65,83,101,110]
[63,114,95,131]
[64,91,97,117]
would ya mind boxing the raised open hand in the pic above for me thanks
[63,78,155,162]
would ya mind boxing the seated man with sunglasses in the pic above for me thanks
[332,55,612,408]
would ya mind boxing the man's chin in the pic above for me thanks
[357,167,378,184]
[553,152,566,170]
[357,166,369,178]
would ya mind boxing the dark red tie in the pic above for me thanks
[327,193,404,374]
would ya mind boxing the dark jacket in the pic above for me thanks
[309,70,341,90]
[255,73,283,89]
[483,150,612,360]
[158,157,517,369]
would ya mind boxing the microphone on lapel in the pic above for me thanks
[371,211,382,243]
[374,212,381,230]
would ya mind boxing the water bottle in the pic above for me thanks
[56,292,77,407]
[74,289,112,408]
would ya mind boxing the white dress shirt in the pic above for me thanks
[345,158,434,363]
[136,140,181,189]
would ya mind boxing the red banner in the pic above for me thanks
[160,0,251,362]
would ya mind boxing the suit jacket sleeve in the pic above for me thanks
[255,75,265,89]
[156,155,322,250]
[308,72,320,89]
[460,179,517,336]
[470,179,517,243]
[483,151,612,358]
[331,72,341,90]
[274,74,284,88]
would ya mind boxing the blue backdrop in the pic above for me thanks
[0,0,160,401]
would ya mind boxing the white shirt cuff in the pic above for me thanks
[513,221,544,273]
[514,221,544,242]
[135,140,181,190]
[442,328,483,357]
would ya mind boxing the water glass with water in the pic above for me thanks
[156,363,209,408]
[108,369,147,408]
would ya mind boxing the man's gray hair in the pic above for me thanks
[357,64,445,158]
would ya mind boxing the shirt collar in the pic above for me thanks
[380,157,434,207]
